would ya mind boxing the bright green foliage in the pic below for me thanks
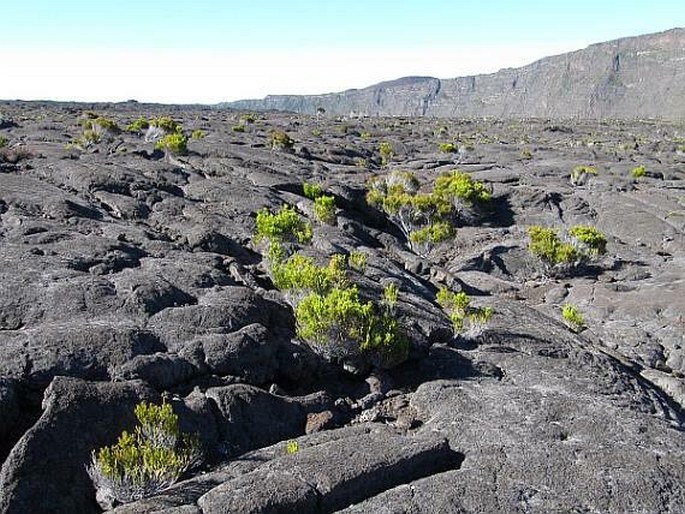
[271,130,294,150]
[409,221,454,245]
[127,116,150,133]
[367,171,455,256]
[439,142,457,153]
[150,117,182,134]
[348,251,368,272]
[303,182,322,199]
[433,170,491,206]
[232,124,245,132]
[630,165,647,179]
[361,131,372,140]
[191,129,206,140]
[155,132,188,156]
[568,225,607,256]
[83,117,121,134]
[285,440,299,455]
[379,141,393,166]
[255,205,313,245]
[382,282,399,308]
[570,165,597,185]
[88,401,201,505]
[436,287,493,336]
[296,286,372,344]
[562,303,585,332]
[314,195,336,224]
[528,226,579,266]
[296,286,408,368]
[272,253,347,294]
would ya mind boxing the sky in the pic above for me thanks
[2,0,683,104]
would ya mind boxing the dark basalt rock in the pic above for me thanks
[0,102,683,513]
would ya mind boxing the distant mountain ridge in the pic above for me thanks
[221,28,685,119]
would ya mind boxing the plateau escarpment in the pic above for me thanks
[0,102,684,513]
[224,28,685,120]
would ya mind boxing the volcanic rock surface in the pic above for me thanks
[224,28,685,120]
[0,101,684,513]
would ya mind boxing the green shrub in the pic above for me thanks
[568,225,607,256]
[87,401,201,506]
[528,224,607,274]
[379,141,393,166]
[630,165,646,179]
[528,226,579,266]
[436,287,493,336]
[272,253,347,294]
[255,205,313,245]
[296,286,408,368]
[433,170,491,206]
[520,148,533,160]
[360,131,372,140]
[127,116,150,133]
[150,117,182,134]
[231,124,245,133]
[155,132,188,156]
[240,113,256,124]
[302,182,322,199]
[0,136,8,149]
[367,170,455,256]
[311,129,322,137]
[439,142,457,153]
[562,303,585,332]
[271,130,294,151]
[314,195,336,224]
[348,251,368,272]
[570,165,597,186]
[191,129,206,140]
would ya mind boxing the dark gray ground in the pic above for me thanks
[0,102,684,513]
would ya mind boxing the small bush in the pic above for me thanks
[568,225,607,256]
[348,251,368,272]
[155,132,188,156]
[436,287,493,337]
[562,303,585,332]
[191,129,206,140]
[232,124,246,133]
[570,165,597,186]
[255,205,313,245]
[87,401,201,507]
[360,131,371,140]
[379,141,393,166]
[150,117,182,134]
[528,226,579,266]
[314,195,336,224]
[127,116,149,133]
[433,170,491,206]
[272,253,347,295]
[240,113,256,124]
[271,130,294,151]
[439,142,457,153]
[520,148,533,160]
[630,165,646,179]
[311,129,322,137]
[296,286,408,369]
[528,224,607,274]
[0,136,7,149]
[302,182,322,199]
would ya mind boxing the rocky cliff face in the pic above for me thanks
[224,28,685,119]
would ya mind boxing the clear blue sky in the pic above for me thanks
[2,0,683,102]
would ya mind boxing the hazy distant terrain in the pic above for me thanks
[224,28,685,119]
